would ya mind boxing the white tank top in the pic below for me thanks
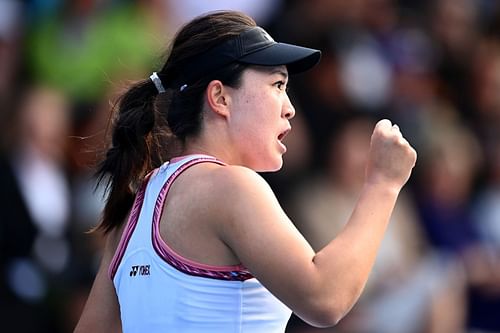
[109,155,292,333]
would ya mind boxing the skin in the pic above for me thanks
[74,66,417,332]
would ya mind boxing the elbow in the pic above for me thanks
[309,310,344,328]
[298,297,352,328]
[299,285,363,328]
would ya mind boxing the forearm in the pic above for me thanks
[310,182,400,321]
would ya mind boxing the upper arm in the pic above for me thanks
[74,231,122,333]
[211,167,323,323]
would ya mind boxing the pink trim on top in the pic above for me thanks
[152,157,254,281]
[169,154,204,164]
[108,170,156,280]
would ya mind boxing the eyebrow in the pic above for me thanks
[254,65,289,80]
[270,68,289,80]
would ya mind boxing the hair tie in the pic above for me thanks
[149,72,166,93]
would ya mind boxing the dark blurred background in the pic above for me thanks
[1,0,499,332]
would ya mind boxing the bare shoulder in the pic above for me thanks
[178,163,275,205]
[175,162,283,240]
[200,164,278,218]
[209,164,272,192]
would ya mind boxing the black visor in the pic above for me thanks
[179,27,321,84]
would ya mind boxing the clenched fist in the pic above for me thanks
[365,119,417,190]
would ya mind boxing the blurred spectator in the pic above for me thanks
[387,24,440,151]
[415,107,482,254]
[469,92,500,331]
[430,0,480,120]
[414,107,500,331]
[0,85,72,332]
[470,44,500,322]
[471,36,500,143]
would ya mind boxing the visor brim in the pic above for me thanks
[238,42,321,74]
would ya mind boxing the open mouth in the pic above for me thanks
[278,128,290,142]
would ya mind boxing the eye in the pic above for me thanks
[274,80,288,92]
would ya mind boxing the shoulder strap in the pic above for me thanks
[108,155,225,280]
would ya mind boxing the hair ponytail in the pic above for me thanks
[95,79,164,233]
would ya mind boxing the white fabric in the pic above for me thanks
[113,155,291,332]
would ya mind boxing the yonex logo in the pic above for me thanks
[129,265,150,277]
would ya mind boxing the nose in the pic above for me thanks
[283,94,295,120]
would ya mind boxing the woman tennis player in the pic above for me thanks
[74,10,417,333]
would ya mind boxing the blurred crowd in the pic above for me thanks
[0,0,499,332]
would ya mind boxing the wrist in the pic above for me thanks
[362,180,401,198]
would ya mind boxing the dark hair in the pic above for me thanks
[95,11,256,233]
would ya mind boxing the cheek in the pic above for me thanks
[232,94,271,129]
[230,90,281,146]
[232,114,273,156]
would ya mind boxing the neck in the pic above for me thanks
[182,131,236,166]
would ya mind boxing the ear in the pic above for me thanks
[206,80,231,118]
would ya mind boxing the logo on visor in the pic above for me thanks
[262,31,275,42]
